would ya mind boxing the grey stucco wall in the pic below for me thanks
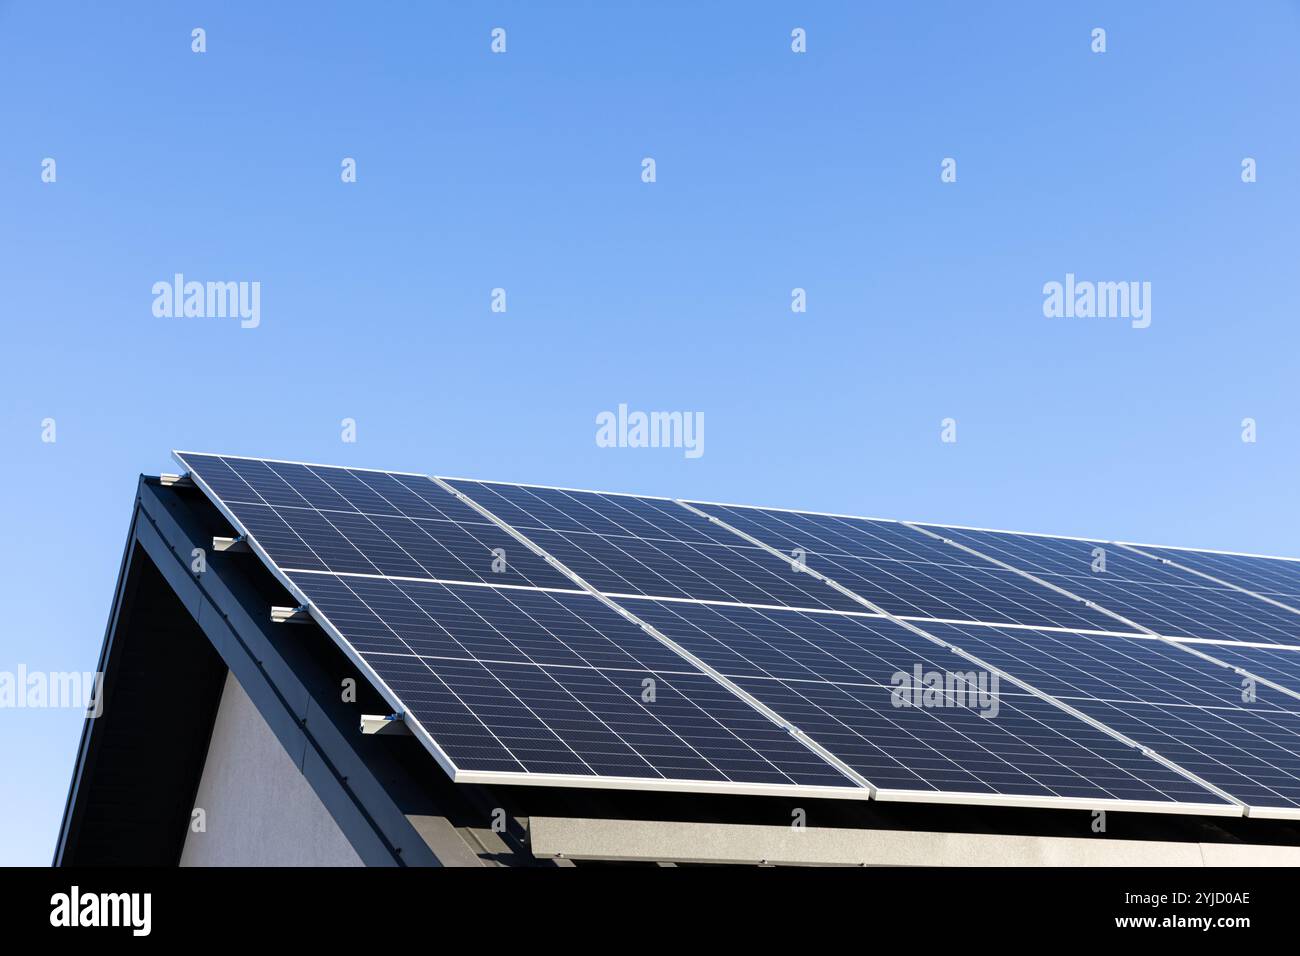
[180,671,363,867]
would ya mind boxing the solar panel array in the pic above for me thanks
[175,452,1300,818]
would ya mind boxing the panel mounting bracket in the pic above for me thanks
[271,605,312,625]
[361,714,412,736]
[213,534,250,553]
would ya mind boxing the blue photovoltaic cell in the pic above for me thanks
[685,505,970,564]
[1137,546,1300,603]
[285,572,855,788]
[926,526,1300,645]
[177,453,574,591]
[375,658,852,783]
[291,572,675,670]
[448,483,730,541]
[689,503,1122,632]
[619,599,1227,805]
[1196,643,1300,698]
[920,622,1300,810]
[925,529,1194,584]
[918,623,1294,711]
[1071,703,1300,811]
[444,480,863,612]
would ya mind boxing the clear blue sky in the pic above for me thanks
[2,2,1298,865]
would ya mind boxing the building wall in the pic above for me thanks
[529,817,1300,866]
[180,671,362,867]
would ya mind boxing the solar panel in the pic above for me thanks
[923,526,1300,645]
[1192,642,1300,699]
[1066,704,1300,815]
[918,624,1296,712]
[175,452,1300,817]
[619,599,1232,810]
[919,622,1300,815]
[689,503,1125,631]
[443,480,864,612]
[177,453,574,590]
[1133,545,1300,604]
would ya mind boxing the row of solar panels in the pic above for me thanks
[174,452,1300,819]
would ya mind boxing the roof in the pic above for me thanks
[54,466,1300,866]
